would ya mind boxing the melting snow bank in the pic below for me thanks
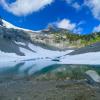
[0,42,73,62]
[0,50,73,62]
[59,52,100,65]
[1,41,100,65]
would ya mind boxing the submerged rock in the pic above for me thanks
[85,70,100,85]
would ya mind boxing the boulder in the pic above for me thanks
[85,70,100,85]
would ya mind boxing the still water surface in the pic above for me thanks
[0,59,100,81]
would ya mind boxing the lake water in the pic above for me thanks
[0,59,100,81]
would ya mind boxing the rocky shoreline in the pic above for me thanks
[0,79,100,100]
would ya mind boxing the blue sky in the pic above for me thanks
[0,0,100,34]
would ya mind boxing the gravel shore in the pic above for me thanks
[0,79,100,100]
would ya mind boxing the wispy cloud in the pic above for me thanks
[84,0,100,20]
[93,24,100,32]
[72,2,81,10]
[0,0,54,16]
[65,0,81,10]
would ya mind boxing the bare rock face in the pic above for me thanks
[85,70,100,85]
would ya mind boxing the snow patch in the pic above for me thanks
[59,52,100,65]
[0,42,73,62]
[14,41,26,46]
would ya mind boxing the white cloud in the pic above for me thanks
[65,0,81,10]
[0,0,53,16]
[57,19,76,31]
[84,0,100,20]
[77,21,85,26]
[55,19,84,34]
[72,2,81,10]
[73,27,83,34]
[65,0,74,4]
[93,25,100,32]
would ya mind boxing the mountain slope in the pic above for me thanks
[0,37,72,62]
[0,20,73,62]
[2,18,100,50]
[0,18,100,64]
[68,42,100,55]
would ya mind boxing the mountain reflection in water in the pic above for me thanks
[0,59,100,81]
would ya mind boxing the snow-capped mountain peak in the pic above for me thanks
[0,18,41,33]
[2,19,19,29]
